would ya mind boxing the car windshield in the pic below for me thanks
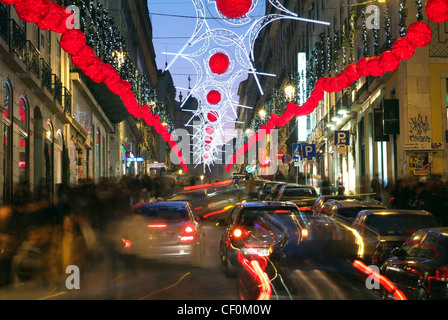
[239,207,302,227]
[262,183,277,191]
[134,205,188,221]
[366,214,439,236]
[337,207,379,220]
[283,187,317,197]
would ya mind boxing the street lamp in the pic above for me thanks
[258,109,266,119]
[284,84,295,102]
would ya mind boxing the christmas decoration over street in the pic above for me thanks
[2,0,447,173]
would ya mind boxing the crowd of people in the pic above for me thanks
[0,174,177,291]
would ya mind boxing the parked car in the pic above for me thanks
[110,201,206,266]
[218,201,310,277]
[352,209,440,265]
[381,227,448,300]
[258,181,286,200]
[273,184,319,213]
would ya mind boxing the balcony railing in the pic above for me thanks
[25,40,40,79]
[9,20,26,62]
[52,74,63,105]
[41,58,53,93]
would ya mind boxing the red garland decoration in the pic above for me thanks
[356,57,370,77]
[209,52,230,75]
[0,0,15,4]
[367,56,384,77]
[216,0,252,19]
[35,1,65,31]
[344,63,361,82]
[379,51,401,73]
[60,29,87,56]
[391,37,415,60]
[14,0,50,23]
[425,0,448,23]
[206,90,222,105]
[71,46,96,69]
[406,21,433,47]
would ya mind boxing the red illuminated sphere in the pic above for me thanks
[60,29,87,56]
[207,111,219,122]
[209,52,230,75]
[406,21,432,48]
[391,37,415,61]
[425,0,448,23]
[379,51,400,73]
[207,90,222,105]
[0,0,15,4]
[216,0,252,19]
[14,0,50,23]
[205,125,215,135]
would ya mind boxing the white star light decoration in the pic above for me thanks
[163,0,329,171]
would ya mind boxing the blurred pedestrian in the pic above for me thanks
[243,174,256,200]
[408,181,437,216]
[11,226,49,288]
[336,176,345,195]
[371,173,383,202]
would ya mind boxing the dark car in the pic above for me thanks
[218,201,310,277]
[258,181,286,200]
[352,209,440,265]
[273,184,319,213]
[381,227,448,300]
[310,195,365,214]
[265,183,287,201]
[110,201,206,266]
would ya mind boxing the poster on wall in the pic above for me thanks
[408,151,430,175]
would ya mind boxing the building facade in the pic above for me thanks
[238,0,448,196]
[0,0,169,204]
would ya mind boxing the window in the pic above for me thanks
[417,232,439,260]
[401,230,427,257]
[18,97,29,183]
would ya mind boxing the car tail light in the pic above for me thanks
[232,228,251,239]
[301,228,309,239]
[435,266,448,281]
[179,225,195,242]
[121,238,132,248]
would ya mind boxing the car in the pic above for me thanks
[265,183,287,201]
[218,201,310,277]
[254,178,271,192]
[381,227,448,300]
[258,181,286,200]
[310,195,365,214]
[310,199,387,257]
[272,184,319,213]
[352,209,440,265]
[111,201,206,266]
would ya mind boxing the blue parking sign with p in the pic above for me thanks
[335,131,350,145]
[302,144,316,158]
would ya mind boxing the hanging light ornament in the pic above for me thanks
[391,37,415,60]
[60,29,87,56]
[209,52,230,74]
[379,51,401,73]
[206,90,222,105]
[14,0,50,23]
[215,0,253,19]
[207,110,219,122]
[425,0,448,23]
[35,1,66,31]
[406,21,433,47]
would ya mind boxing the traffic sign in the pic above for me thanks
[282,154,292,164]
[292,143,302,162]
[302,144,316,158]
[334,131,350,146]
[277,150,285,160]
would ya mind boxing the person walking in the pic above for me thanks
[243,174,256,200]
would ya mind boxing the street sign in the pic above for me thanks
[292,143,302,162]
[334,130,350,146]
[277,150,285,160]
[282,154,292,164]
[302,144,316,158]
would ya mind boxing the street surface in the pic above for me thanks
[0,183,381,301]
